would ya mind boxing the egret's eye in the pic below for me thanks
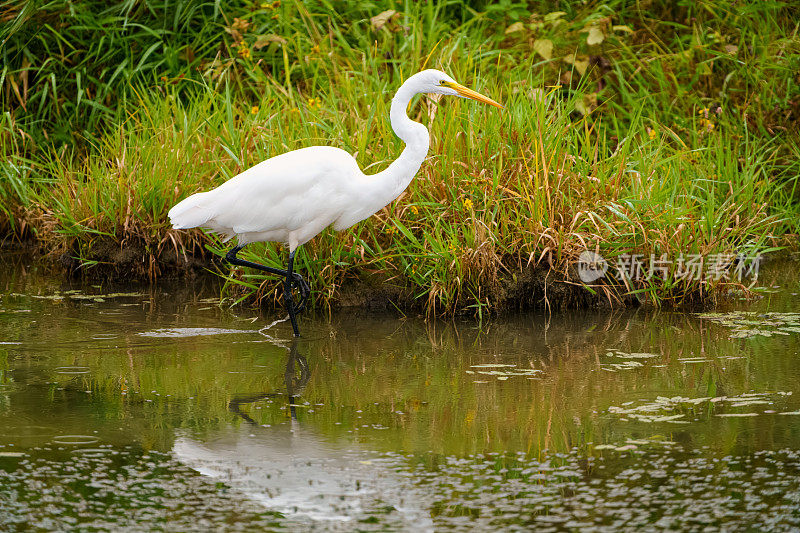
[440,80,447,85]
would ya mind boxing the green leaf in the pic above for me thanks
[587,26,605,46]
[533,39,553,60]
[544,11,566,22]
[505,22,525,34]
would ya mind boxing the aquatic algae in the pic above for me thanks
[697,311,800,339]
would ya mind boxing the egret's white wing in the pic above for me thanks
[169,146,360,244]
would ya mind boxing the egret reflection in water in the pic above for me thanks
[172,340,434,530]
[228,339,311,424]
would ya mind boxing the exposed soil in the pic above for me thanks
[1,236,642,313]
[54,237,214,280]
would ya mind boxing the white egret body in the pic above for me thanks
[168,69,503,336]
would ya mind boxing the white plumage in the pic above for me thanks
[168,69,502,251]
[168,69,502,336]
[169,146,363,249]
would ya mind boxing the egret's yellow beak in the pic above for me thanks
[444,81,504,109]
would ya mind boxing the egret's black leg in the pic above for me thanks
[226,245,308,289]
[226,244,311,337]
[226,245,291,278]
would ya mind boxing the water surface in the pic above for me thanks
[1,254,800,530]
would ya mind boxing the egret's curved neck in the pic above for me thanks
[364,79,430,209]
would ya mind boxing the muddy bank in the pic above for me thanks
[1,236,629,313]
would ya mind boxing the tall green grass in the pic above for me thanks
[1,0,798,313]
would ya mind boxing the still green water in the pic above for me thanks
[1,254,800,531]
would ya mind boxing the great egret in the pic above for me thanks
[168,69,503,337]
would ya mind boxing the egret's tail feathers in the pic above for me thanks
[168,193,214,230]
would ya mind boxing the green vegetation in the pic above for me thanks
[1,0,799,313]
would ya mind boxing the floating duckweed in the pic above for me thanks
[601,360,644,372]
[607,392,793,423]
[600,350,661,371]
[606,350,661,359]
[697,311,800,339]
[9,292,142,301]
[137,328,258,338]
[467,363,542,379]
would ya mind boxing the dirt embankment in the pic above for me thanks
[2,236,627,313]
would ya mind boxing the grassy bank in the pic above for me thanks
[2,0,799,314]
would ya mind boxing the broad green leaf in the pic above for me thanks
[533,39,553,60]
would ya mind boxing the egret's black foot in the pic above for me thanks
[289,274,311,313]
[226,244,311,337]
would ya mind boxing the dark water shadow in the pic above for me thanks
[228,339,311,424]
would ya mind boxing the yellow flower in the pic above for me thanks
[237,43,251,59]
[311,44,320,54]
[463,198,474,210]
[699,117,715,133]
[250,106,259,115]
[307,97,320,109]
[386,226,395,235]
[648,128,656,140]
[290,107,300,114]
[409,205,419,215]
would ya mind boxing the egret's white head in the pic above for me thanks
[408,69,504,109]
